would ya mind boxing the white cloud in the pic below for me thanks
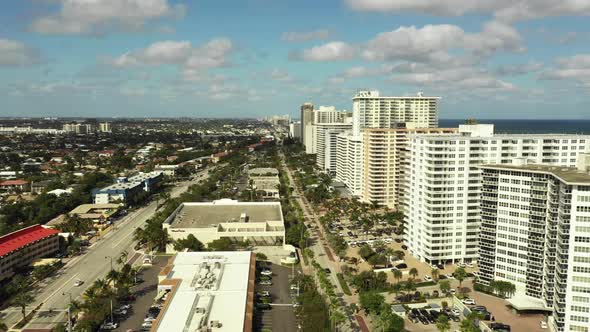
[363,22,523,61]
[494,61,543,76]
[296,22,523,64]
[281,29,332,42]
[540,55,590,86]
[107,39,233,76]
[270,69,294,82]
[30,0,186,35]
[345,0,590,22]
[291,41,356,61]
[0,39,42,66]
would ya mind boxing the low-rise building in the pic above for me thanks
[0,179,30,192]
[248,168,280,199]
[163,199,285,252]
[0,225,60,282]
[93,171,162,204]
[69,203,121,227]
[153,251,255,332]
[155,164,180,177]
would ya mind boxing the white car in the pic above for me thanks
[450,289,456,294]
[446,274,455,279]
[260,270,272,276]
[424,275,433,282]
[141,322,153,328]
[259,280,272,286]
[74,280,84,287]
[462,298,476,305]
[144,317,156,322]
[451,308,461,317]
[540,321,548,329]
[101,322,118,330]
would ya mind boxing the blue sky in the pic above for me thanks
[1,0,590,119]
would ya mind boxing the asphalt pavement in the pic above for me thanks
[0,167,212,330]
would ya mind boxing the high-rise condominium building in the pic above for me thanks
[289,121,301,140]
[335,90,440,197]
[300,102,314,149]
[316,122,353,174]
[404,124,590,264]
[99,122,112,133]
[351,90,439,136]
[314,106,351,124]
[479,161,590,332]
[336,134,363,195]
[361,126,458,209]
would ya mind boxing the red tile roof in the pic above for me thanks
[0,179,29,186]
[0,225,59,257]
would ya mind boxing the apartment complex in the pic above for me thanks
[361,126,458,209]
[315,122,353,174]
[98,122,112,133]
[333,91,441,197]
[404,124,590,264]
[163,199,285,252]
[154,251,255,332]
[93,171,163,204]
[351,90,439,136]
[0,225,60,282]
[479,162,590,332]
[300,102,314,151]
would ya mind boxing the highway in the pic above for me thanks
[0,167,212,330]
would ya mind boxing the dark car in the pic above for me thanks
[401,245,408,250]
[394,238,402,243]
[324,268,331,274]
[395,263,408,269]
[490,323,511,332]
[256,303,271,310]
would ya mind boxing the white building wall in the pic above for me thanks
[405,126,590,264]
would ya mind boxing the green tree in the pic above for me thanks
[207,237,233,251]
[409,267,418,280]
[436,315,451,332]
[173,234,205,252]
[439,280,451,295]
[11,291,34,322]
[392,269,403,284]
[455,267,468,289]
[431,268,440,281]
[359,291,385,315]
[358,245,374,260]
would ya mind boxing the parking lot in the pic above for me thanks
[112,255,167,332]
[470,291,547,332]
[253,262,298,332]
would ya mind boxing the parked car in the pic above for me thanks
[113,309,128,316]
[462,298,476,305]
[257,291,270,297]
[259,280,272,286]
[424,275,433,282]
[490,323,511,332]
[260,270,272,276]
[141,322,152,329]
[395,263,407,269]
[540,321,548,329]
[119,304,131,310]
[101,322,118,330]
[324,268,331,274]
[256,303,271,310]
[401,245,408,250]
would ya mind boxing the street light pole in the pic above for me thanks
[105,256,113,271]
[63,292,72,332]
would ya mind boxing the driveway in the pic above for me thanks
[470,291,546,332]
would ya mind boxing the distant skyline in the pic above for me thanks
[1,0,590,119]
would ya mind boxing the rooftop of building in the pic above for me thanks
[69,203,121,215]
[98,181,143,192]
[482,164,590,184]
[166,199,283,229]
[0,179,29,186]
[0,225,59,257]
[127,171,162,182]
[155,251,254,332]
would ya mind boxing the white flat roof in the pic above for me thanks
[507,295,552,312]
[156,251,253,332]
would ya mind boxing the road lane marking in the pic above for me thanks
[40,273,78,309]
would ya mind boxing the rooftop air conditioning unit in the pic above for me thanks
[210,320,222,328]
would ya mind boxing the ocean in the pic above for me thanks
[439,119,590,134]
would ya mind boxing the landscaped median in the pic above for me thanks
[336,273,352,295]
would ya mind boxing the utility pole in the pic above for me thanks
[63,292,72,332]
[110,299,114,324]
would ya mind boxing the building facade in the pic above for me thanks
[404,124,590,264]
[335,134,363,196]
[300,102,314,148]
[351,90,439,136]
[0,225,60,282]
[360,126,458,209]
[315,122,353,174]
[163,199,285,252]
[479,162,590,332]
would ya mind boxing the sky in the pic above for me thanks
[1,0,590,119]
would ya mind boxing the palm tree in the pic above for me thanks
[455,267,467,289]
[11,291,34,322]
[116,250,129,265]
[431,268,440,281]
[393,269,403,284]
[436,315,451,332]
[393,250,405,261]
[391,282,403,298]
[409,267,419,280]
